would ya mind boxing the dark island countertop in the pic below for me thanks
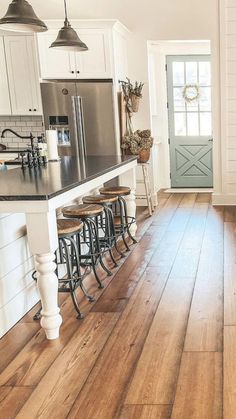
[0,147,26,153]
[0,155,137,201]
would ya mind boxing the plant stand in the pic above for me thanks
[136,162,154,216]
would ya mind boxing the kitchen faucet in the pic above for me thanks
[1,129,35,150]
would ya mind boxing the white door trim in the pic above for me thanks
[147,40,221,195]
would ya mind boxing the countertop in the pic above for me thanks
[0,155,137,201]
[0,147,26,153]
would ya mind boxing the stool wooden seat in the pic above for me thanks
[57,219,83,237]
[113,215,122,226]
[99,186,131,196]
[62,204,104,218]
[83,194,118,204]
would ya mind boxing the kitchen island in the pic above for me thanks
[0,155,137,340]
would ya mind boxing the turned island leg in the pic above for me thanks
[26,211,62,340]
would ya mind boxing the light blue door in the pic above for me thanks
[166,55,213,188]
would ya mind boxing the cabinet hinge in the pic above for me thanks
[165,63,167,71]
[170,172,172,179]
[168,138,170,145]
[167,102,169,109]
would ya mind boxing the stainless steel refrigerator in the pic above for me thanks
[40,80,117,159]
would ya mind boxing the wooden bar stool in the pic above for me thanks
[82,194,125,261]
[56,219,92,319]
[62,204,112,289]
[99,186,137,251]
[33,218,95,321]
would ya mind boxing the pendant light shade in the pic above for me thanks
[50,0,88,52]
[0,0,48,33]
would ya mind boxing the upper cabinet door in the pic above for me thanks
[25,37,42,115]
[37,31,76,79]
[0,37,11,115]
[74,29,112,78]
[4,36,40,115]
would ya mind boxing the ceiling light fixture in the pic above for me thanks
[50,0,88,52]
[0,0,48,33]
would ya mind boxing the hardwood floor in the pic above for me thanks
[0,192,234,418]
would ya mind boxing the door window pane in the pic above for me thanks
[174,87,185,111]
[173,62,184,85]
[199,62,211,85]
[199,87,211,111]
[175,113,186,136]
[187,113,199,136]
[186,100,199,112]
[200,112,212,135]
[186,62,198,84]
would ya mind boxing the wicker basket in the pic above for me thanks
[137,149,150,163]
[130,94,140,113]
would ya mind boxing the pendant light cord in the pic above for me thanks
[64,0,68,21]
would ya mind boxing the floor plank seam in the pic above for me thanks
[116,194,200,417]
[16,312,121,418]
[167,198,210,416]
[67,259,173,419]
[122,403,173,406]
[66,196,187,418]
[0,327,42,376]
[222,220,225,419]
[91,194,185,313]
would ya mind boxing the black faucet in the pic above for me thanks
[1,128,35,150]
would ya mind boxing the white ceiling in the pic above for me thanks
[0,0,218,40]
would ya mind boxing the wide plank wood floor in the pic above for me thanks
[1,192,235,418]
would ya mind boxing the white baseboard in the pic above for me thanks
[212,193,236,205]
[136,193,158,207]
[165,188,213,193]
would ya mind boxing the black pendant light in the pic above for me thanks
[0,0,47,33]
[50,0,88,52]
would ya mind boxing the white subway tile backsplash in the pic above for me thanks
[0,115,44,148]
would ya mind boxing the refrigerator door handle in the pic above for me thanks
[72,96,87,160]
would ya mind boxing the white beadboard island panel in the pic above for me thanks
[0,213,38,337]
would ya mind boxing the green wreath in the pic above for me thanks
[182,84,200,103]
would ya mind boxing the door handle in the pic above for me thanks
[208,138,213,142]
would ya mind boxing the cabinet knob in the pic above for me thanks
[29,109,32,111]
[71,71,75,74]
[33,109,37,112]
[77,70,80,74]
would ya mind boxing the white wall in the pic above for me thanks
[212,0,236,204]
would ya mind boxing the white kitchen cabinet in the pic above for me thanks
[0,38,11,115]
[4,35,42,116]
[37,30,76,79]
[37,26,113,79]
[74,29,111,78]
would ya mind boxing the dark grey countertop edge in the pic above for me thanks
[0,156,138,202]
[0,148,26,153]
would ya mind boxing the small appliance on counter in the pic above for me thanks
[40,79,117,159]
